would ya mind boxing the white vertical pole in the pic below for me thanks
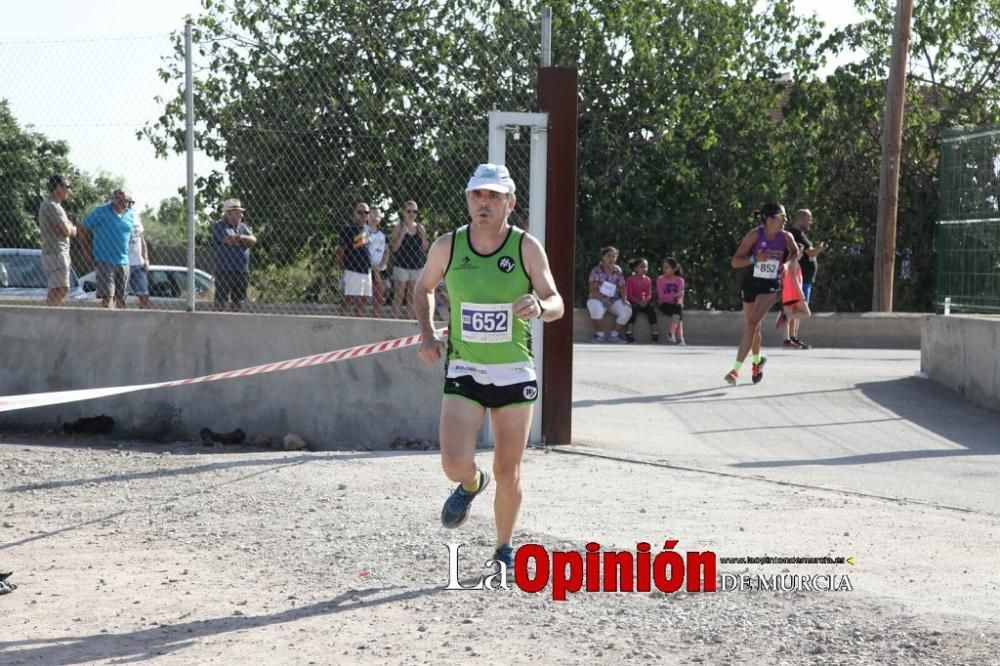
[184,19,197,313]
[485,112,549,446]
[528,124,548,445]
[488,111,506,165]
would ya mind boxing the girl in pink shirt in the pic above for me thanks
[656,257,686,345]
[624,258,658,343]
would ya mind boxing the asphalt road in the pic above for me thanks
[571,343,1000,516]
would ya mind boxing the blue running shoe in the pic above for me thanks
[493,544,515,577]
[440,469,491,528]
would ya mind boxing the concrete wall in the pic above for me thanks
[0,306,443,449]
[575,308,926,349]
[0,305,934,450]
[922,315,1000,413]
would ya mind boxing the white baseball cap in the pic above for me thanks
[465,163,516,194]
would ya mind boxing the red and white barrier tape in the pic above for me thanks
[0,328,447,414]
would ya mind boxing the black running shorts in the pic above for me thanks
[443,374,538,409]
[741,277,781,304]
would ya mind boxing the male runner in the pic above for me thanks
[415,163,564,571]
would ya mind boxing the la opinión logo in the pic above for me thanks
[444,540,717,601]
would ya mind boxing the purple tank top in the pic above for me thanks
[751,226,786,280]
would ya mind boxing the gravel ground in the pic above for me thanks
[2,436,999,665]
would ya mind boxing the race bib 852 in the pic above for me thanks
[753,259,780,280]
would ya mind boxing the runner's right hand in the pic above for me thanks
[417,335,442,364]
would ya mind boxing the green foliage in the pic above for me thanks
[0,100,75,248]
[143,0,537,274]
[142,0,1000,312]
[141,196,188,246]
[253,254,336,304]
[0,99,126,272]
[793,0,1000,311]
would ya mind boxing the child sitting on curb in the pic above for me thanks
[656,257,686,345]
[625,258,657,343]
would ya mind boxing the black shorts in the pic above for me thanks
[741,278,780,304]
[658,303,683,319]
[443,374,538,409]
[216,271,249,304]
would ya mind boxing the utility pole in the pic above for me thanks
[873,0,914,311]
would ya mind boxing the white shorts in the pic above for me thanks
[393,266,422,283]
[587,298,632,325]
[343,270,372,297]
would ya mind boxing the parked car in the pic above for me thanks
[77,265,215,304]
[0,248,85,301]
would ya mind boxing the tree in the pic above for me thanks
[145,0,541,301]
[544,0,825,308]
[0,99,121,274]
[144,0,1000,311]
[786,0,1000,310]
[0,100,74,248]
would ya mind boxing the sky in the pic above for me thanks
[0,1,863,211]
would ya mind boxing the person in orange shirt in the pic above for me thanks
[776,245,811,333]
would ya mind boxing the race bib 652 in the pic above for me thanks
[460,302,513,343]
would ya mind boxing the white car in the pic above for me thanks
[0,248,85,301]
[77,265,215,303]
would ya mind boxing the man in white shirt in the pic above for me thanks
[127,212,150,309]
[367,206,389,317]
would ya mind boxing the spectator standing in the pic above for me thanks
[212,198,256,312]
[83,188,135,309]
[783,208,827,349]
[776,251,812,333]
[624,258,657,343]
[586,246,631,343]
[367,206,389,317]
[390,200,428,317]
[37,174,77,306]
[127,213,150,309]
[656,257,686,345]
[337,202,372,317]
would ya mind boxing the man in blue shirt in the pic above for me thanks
[84,188,135,309]
[212,198,257,312]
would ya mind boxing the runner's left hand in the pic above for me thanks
[513,294,540,320]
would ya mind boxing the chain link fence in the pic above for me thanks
[937,125,1000,313]
[0,33,204,308]
[1,6,543,316]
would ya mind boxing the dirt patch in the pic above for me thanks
[2,437,998,665]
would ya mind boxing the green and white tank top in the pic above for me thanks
[444,224,534,385]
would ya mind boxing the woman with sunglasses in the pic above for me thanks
[390,200,429,317]
[724,202,800,386]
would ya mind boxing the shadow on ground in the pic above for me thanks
[0,585,442,665]
[731,377,1000,468]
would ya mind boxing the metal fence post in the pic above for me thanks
[184,18,197,313]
